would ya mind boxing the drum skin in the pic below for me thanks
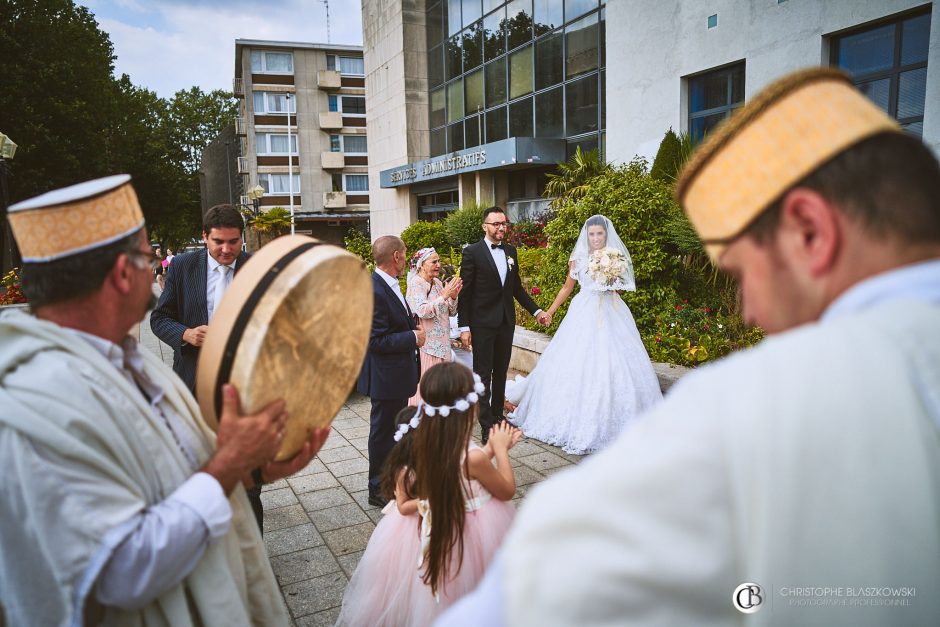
[197,235,372,461]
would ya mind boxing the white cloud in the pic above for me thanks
[79,0,363,98]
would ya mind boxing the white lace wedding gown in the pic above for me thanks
[507,265,663,455]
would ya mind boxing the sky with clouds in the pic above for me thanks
[77,0,364,98]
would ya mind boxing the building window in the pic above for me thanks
[832,9,931,136]
[329,134,368,154]
[326,55,365,76]
[344,174,370,192]
[256,133,298,155]
[253,92,296,115]
[328,95,366,115]
[250,50,293,74]
[688,62,745,142]
[259,173,300,195]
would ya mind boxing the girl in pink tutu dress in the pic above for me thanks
[336,362,521,626]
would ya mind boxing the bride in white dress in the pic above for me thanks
[506,215,663,454]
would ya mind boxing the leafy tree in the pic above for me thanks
[165,87,238,175]
[0,0,117,201]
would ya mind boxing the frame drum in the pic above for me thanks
[196,235,372,461]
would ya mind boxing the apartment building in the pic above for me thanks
[233,39,370,245]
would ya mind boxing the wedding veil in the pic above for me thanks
[569,214,636,292]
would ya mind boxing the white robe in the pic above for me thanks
[0,310,289,627]
[442,261,940,626]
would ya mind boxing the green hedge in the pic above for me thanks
[401,220,453,256]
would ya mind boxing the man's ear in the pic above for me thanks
[109,253,135,295]
[777,188,841,276]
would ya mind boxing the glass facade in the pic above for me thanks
[832,8,931,136]
[427,0,605,156]
[688,62,745,143]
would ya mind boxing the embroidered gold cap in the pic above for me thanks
[675,67,901,262]
[8,174,145,263]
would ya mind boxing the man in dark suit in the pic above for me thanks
[458,206,550,443]
[150,204,262,528]
[357,235,425,507]
[151,204,251,392]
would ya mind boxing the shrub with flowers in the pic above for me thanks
[646,299,763,366]
[505,219,548,248]
[0,268,27,305]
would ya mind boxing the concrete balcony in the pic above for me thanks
[323,191,347,209]
[318,111,343,129]
[317,70,342,90]
[321,152,345,169]
[235,117,248,135]
[233,77,244,97]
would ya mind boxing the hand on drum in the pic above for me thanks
[261,427,332,483]
[204,384,290,494]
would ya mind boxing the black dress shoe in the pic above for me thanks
[368,493,386,508]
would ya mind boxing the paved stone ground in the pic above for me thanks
[137,283,583,625]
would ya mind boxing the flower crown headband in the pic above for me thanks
[394,372,486,441]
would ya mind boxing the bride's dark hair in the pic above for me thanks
[585,215,608,231]
[412,362,476,596]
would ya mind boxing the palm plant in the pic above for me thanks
[252,207,292,237]
[544,147,612,209]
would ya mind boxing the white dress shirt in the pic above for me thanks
[458,238,541,333]
[67,331,231,609]
[206,254,236,320]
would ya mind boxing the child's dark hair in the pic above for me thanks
[380,406,419,501]
[412,362,477,596]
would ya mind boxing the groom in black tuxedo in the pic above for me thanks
[458,207,550,443]
[357,236,424,507]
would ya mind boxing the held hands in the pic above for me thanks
[441,276,463,300]
[536,311,552,326]
[204,384,288,494]
[183,325,209,347]
[415,328,427,348]
[460,331,472,350]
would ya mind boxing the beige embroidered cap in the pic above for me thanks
[8,174,145,262]
[675,67,901,262]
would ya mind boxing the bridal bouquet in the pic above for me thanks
[588,247,629,288]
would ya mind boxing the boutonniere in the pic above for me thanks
[507,257,515,271]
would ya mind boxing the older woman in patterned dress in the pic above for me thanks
[406,247,463,404]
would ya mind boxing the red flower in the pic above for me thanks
[682,299,689,304]
[531,287,541,295]
[676,305,683,310]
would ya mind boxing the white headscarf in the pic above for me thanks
[407,247,437,283]
[569,214,635,292]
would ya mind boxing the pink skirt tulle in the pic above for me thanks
[409,351,450,405]
[336,498,515,626]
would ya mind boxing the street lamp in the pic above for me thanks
[239,184,266,252]
[0,132,19,275]
[247,184,265,216]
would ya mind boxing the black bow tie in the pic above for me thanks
[490,243,502,249]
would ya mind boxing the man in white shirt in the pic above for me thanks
[1,176,328,626]
[439,68,940,626]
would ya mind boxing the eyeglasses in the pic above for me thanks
[483,221,510,229]
[127,250,161,271]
